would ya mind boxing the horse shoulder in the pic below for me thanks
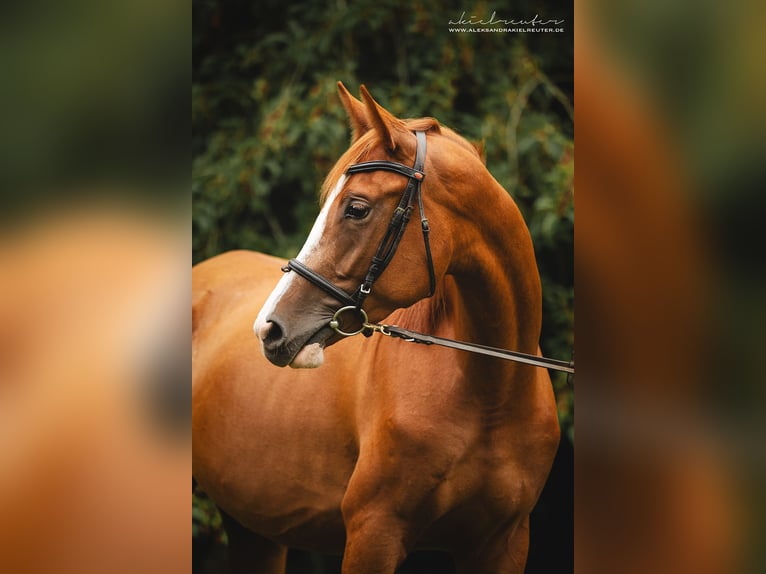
[192,250,284,363]
[480,371,561,516]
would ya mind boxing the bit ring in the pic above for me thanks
[329,306,369,337]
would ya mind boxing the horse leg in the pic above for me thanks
[340,505,409,574]
[340,462,449,572]
[220,512,287,574]
[453,517,530,574]
[339,469,416,574]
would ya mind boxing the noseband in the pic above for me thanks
[282,130,435,321]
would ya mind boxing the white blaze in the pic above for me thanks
[253,175,347,341]
[294,174,346,264]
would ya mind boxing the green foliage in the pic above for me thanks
[192,491,227,545]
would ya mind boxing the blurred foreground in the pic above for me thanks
[0,0,189,572]
[576,0,765,572]
[0,204,189,573]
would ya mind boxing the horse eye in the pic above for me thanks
[344,202,370,219]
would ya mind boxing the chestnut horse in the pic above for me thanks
[192,83,560,573]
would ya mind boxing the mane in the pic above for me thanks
[319,117,480,205]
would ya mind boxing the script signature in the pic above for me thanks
[448,11,564,26]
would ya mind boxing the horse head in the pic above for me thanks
[254,83,496,368]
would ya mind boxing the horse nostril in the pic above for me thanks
[259,320,285,346]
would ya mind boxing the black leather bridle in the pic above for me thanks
[282,130,435,313]
[280,130,575,375]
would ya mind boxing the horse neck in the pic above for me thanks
[427,180,544,409]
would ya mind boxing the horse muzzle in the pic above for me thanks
[255,316,333,369]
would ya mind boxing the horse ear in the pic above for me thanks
[337,82,370,142]
[359,85,409,153]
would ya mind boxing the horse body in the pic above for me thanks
[193,251,357,551]
[192,84,560,573]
